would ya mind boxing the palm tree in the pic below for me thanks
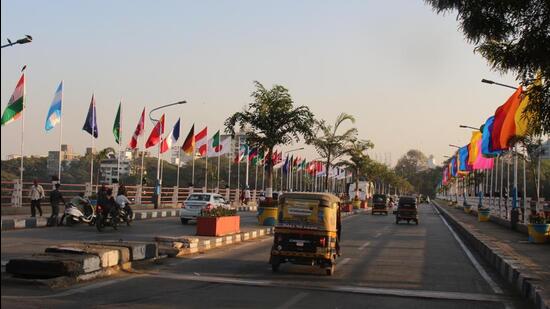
[311,113,358,191]
[337,138,373,198]
[225,81,315,201]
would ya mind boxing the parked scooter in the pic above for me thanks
[62,196,96,226]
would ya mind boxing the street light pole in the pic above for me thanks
[481,79,517,90]
[149,100,187,208]
[1,35,32,49]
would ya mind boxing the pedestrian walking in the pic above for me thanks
[244,186,251,205]
[49,183,65,226]
[29,180,45,217]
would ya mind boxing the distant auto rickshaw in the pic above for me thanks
[270,192,341,276]
[394,196,419,225]
[372,194,389,215]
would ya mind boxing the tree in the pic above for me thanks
[426,0,550,135]
[225,81,315,200]
[311,113,357,191]
[395,149,429,180]
[337,138,374,198]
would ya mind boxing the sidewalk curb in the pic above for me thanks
[433,200,549,309]
[0,209,182,231]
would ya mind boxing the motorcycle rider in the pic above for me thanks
[115,187,133,222]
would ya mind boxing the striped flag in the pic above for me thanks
[181,124,195,155]
[1,73,25,126]
[195,127,208,156]
[129,108,145,149]
[45,81,63,131]
[145,114,164,148]
[160,118,180,153]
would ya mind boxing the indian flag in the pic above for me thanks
[1,73,25,126]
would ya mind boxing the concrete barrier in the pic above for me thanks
[6,253,101,278]
[45,244,121,268]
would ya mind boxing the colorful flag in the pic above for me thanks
[211,130,220,150]
[160,118,180,153]
[235,144,248,163]
[458,146,469,172]
[207,136,231,157]
[473,138,494,170]
[129,108,145,149]
[45,81,63,131]
[249,148,258,164]
[481,116,502,157]
[82,94,98,138]
[468,132,482,166]
[145,114,165,148]
[282,155,289,174]
[491,86,522,151]
[195,127,208,156]
[450,157,458,177]
[499,86,524,148]
[1,73,25,126]
[113,102,121,144]
[181,124,195,155]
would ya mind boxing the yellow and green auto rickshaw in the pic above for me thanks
[269,192,341,276]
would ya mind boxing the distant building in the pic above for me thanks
[47,144,79,176]
[99,158,131,184]
[6,154,21,160]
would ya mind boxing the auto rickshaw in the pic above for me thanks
[372,194,389,215]
[394,196,419,225]
[270,192,341,276]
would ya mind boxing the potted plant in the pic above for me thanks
[527,213,550,244]
[258,198,279,226]
[463,201,472,214]
[196,206,240,237]
[340,199,353,212]
[478,207,491,222]
[352,196,361,209]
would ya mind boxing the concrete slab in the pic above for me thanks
[6,253,101,278]
[100,240,158,261]
[45,244,120,268]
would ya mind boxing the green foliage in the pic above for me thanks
[224,81,315,197]
[395,149,440,197]
[311,113,358,189]
[200,206,237,217]
[529,213,549,224]
[425,0,550,135]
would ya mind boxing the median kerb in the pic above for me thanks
[46,244,120,268]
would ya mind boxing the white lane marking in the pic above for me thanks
[336,257,351,269]
[146,273,512,303]
[374,232,382,238]
[358,241,370,251]
[432,204,503,294]
[276,292,309,309]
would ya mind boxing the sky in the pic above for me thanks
[1,0,518,165]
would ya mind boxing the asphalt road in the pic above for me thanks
[0,212,259,262]
[1,204,531,308]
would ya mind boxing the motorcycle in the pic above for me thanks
[95,204,132,232]
[62,199,96,226]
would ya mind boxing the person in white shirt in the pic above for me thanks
[115,187,133,220]
[244,186,251,205]
[29,179,45,217]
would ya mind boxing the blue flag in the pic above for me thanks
[83,94,98,138]
[282,155,289,174]
[458,146,469,171]
[45,81,63,131]
[481,116,502,157]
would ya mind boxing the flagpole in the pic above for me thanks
[228,152,231,199]
[20,74,26,207]
[139,110,146,189]
[117,101,122,183]
[192,151,195,187]
[261,162,265,191]
[217,147,221,192]
[204,144,208,192]
[254,163,258,193]
[57,83,63,183]
[237,139,241,193]
[176,148,181,188]
[245,146,249,189]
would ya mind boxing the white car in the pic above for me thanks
[180,193,231,224]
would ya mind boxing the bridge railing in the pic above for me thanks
[1,181,263,210]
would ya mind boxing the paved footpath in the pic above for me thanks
[434,199,549,309]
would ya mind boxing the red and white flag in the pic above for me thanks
[195,127,208,156]
[128,108,145,149]
[145,114,165,148]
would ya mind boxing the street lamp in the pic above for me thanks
[149,100,187,208]
[1,35,32,49]
[449,144,460,149]
[481,79,517,90]
[459,125,481,131]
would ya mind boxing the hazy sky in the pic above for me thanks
[1,0,518,165]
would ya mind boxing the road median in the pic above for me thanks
[433,199,549,309]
